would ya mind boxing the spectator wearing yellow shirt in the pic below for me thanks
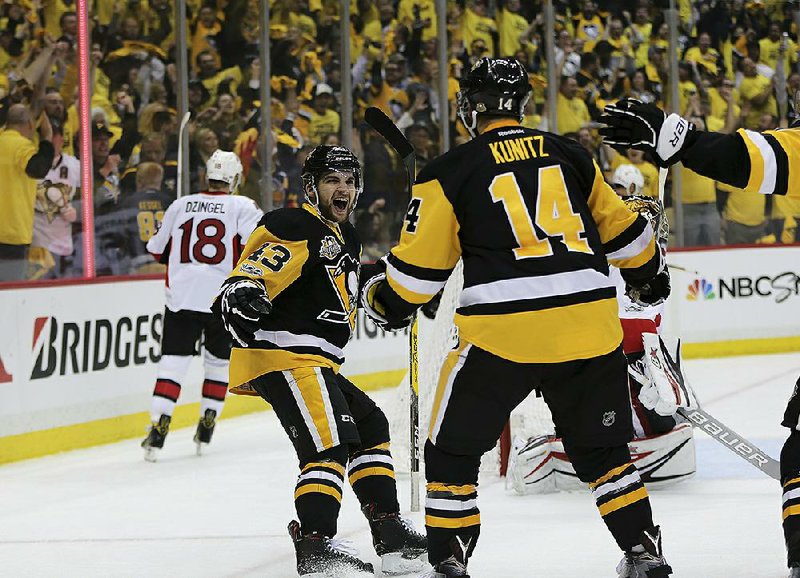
[759,22,798,73]
[738,57,776,129]
[461,0,497,58]
[368,54,410,120]
[676,115,720,246]
[191,5,223,75]
[684,32,721,78]
[398,0,436,41]
[606,18,633,64]
[363,0,397,47]
[708,78,740,122]
[572,1,604,53]
[628,6,652,69]
[0,105,55,281]
[677,62,698,116]
[496,0,529,57]
[196,50,242,105]
[556,76,590,135]
[606,146,660,199]
[308,83,341,146]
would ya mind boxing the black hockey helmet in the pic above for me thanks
[457,57,532,137]
[302,144,363,213]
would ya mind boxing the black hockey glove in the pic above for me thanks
[421,289,443,320]
[359,258,413,331]
[599,99,694,168]
[625,270,671,307]
[219,279,272,347]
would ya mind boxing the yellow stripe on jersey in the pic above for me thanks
[388,178,461,299]
[348,466,395,484]
[784,505,800,520]
[303,461,346,475]
[768,129,800,198]
[228,348,338,392]
[455,298,622,363]
[232,226,310,300]
[426,483,478,496]
[295,483,342,502]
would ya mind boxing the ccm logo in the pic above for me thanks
[685,410,770,469]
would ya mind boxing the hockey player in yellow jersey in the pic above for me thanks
[600,96,800,578]
[361,58,673,577]
[215,145,426,577]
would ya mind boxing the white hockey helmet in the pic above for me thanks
[611,163,645,197]
[206,150,243,192]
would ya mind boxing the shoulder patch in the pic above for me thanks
[319,235,341,260]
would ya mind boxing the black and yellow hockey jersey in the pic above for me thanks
[679,127,800,198]
[380,120,660,364]
[223,204,361,392]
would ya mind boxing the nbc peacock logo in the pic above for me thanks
[687,278,715,301]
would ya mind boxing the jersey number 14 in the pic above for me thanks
[489,166,592,259]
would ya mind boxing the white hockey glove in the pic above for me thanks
[219,279,271,347]
[637,333,700,417]
[599,99,694,168]
[359,258,412,331]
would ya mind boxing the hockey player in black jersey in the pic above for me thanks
[600,96,800,578]
[215,145,426,577]
[361,58,673,577]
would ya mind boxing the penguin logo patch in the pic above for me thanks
[320,236,341,260]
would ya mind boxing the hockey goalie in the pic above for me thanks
[509,165,700,495]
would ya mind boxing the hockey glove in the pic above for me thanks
[359,259,413,331]
[599,99,693,168]
[421,289,443,320]
[625,270,671,307]
[219,279,272,347]
[638,333,700,417]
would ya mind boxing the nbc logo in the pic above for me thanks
[687,278,715,301]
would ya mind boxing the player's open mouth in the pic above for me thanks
[332,198,349,212]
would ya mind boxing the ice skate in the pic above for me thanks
[288,520,374,577]
[142,415,171,462]
[363,503,427,575]
[424,556,469,578]
[194,409,217,455]
[616,525,672,577]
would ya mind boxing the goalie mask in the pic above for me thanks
[206,150,243,192]
[457,57,532,138]
[302,145,363,218]
[622,194,669,248]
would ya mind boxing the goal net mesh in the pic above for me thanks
[387,261,556,476]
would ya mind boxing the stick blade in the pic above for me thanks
[365,106,414,160]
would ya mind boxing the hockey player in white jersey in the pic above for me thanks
[510,164,698,495]
[141,150,262,461]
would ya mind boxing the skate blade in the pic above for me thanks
[143,447,160,462]
[381,551,428,575]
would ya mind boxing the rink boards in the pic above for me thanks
[1,244,799,464]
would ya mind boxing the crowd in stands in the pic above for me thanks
[1,0,799,283]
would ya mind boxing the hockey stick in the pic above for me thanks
[176,111,191,199]
[677,407,781,480]
[364,107,421,511]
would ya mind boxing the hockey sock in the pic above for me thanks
[150,355,193,421]
[567,443,654,551]
[200,379,227,417]
[296,446,348,537]
[424,440,481,565]
[348,443,399,515]
[781,431,800,566]
[201,351,228,417]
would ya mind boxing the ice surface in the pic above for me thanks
[1,353,797,577]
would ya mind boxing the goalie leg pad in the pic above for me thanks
[508,435,584,494]
[628,423,696,489]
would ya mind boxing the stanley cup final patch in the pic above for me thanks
[320,236,341,260]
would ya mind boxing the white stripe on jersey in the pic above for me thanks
[606,223,654,261]
[743,130,778,194]
[386,261,448,297]
[252,329,345,360]
[459,269,613,307]
[146,193,262,312]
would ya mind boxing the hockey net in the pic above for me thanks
[387,261,556,477]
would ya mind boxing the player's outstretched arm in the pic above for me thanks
[600,98,799,197]
[218,278,272,346]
